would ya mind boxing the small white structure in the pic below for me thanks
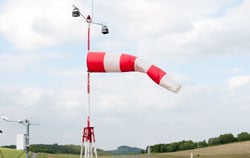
[147,146,151,158]
[190,152,193,158]
[16,134,26,150]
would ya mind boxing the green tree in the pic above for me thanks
[166,143,178,152]
[159,144,167,152]
[208,137,220,146]
[197,140,208,147]
[237,132,250,141]
[218,133,235,144]
[151,144,162,152]
[179,140,195,150]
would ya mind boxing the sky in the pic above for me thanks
[0,0,250,151]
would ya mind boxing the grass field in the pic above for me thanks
[2,141,250,158]
[0,148,25,158]
[154,141,250,158]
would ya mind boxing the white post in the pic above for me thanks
[190,152,193,158]
[147,146,151,158]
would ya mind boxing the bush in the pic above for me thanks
[178,140,195,150]
[237,132,250,141]
[218,133,235,144]
[208,137,220,146]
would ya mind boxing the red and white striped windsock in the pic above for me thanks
[87,52,181,93]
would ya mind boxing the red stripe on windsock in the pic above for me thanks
[147,65,166,84]
[87,52,106,72]
[120,54,137,72]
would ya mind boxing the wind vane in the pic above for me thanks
[72,1,181,158]
[2,116,39,158]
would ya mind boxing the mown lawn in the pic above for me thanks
[0,148,25,158]
[3,141,250,158]
[151,153,250,158]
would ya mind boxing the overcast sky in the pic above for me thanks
[0,0,250,150]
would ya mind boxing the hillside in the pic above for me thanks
[107,145,143,155]
[162,140,250,156]
[1,144,142,156]
[1,142,250,158]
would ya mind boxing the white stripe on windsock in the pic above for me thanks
[134,58,151,73]
[159,74,181,93]
[104,53,121,72]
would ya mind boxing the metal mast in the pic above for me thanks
[72,4,109,158]
[81,14,97,158]
[2,116,39,158]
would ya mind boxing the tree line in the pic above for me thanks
[1,143,108,155]
[2,131,250,155]
[29,144,81,154]
[146,131,250,153]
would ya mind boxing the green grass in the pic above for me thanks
[43,153,79,158]
[3,141,250,158]
[152,154,250,158]
[36,153,47,158]
[150,141,250,158]
[0,148,25,158]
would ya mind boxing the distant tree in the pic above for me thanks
[179,140,195,150]
[237,132,250,141]
[166,143,178,152]
[208,137,220,146]
[151,144,164,153]
[159,144,167,152]
[148,131,250,154]
[218,133,235,144]
[30,144,81,154]
[196,140,208,148]
[1,145,16,149]
[150,145,157,152]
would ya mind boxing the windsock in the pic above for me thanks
[87,52,181,93]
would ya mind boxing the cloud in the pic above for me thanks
[1,69,250,149]
[90,0,249,62]
[227,75,250,91]
[1,0,249,58]
[0,85,84,145]
[0,51,69,73]
[91,75,250,149]
[0,0,84,50]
